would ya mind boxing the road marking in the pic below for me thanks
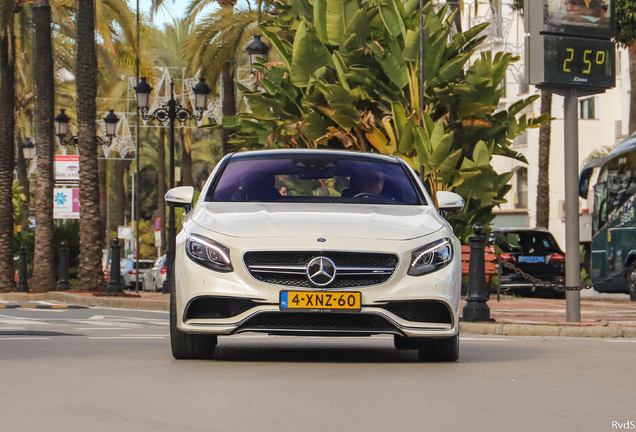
[74,328,131,330]
[118,334,168,337]
[605,339,636,343]
[0,319,51,326]
[71,321,142,328]
[88,336,166,340]
[461,338,513,341]
[0,337,51,340]
[0,327,26,330]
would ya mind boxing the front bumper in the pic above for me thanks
[174,231,462,338]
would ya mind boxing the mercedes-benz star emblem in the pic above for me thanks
[306,257,337,287]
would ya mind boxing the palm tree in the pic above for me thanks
[535,91,552,228]
[73,0,136,291]
[184,4,271,154]
[0,12,16,292]
[73,0,134,291]
[73,0,102,291]
[30,0,57,292]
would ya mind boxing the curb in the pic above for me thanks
[461,322,636,338]
[0,292,169,312]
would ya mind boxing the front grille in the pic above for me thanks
[238,312,397,332]
[243,251,399,288]
[184,296,260,320]
[381,300,453,324]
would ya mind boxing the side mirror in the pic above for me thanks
[437,191,465,213]
[165,186,195,208]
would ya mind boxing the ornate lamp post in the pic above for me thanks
[22,137,36,162]
[55,109,119,146]
[246,34,269,68]
[134,77,210,294]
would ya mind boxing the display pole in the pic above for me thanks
[563,89,581,322]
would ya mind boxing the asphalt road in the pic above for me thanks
[0,306,635,432]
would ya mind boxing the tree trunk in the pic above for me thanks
[0,31,16,292]
[181,126,193,186]
[114,160,125,226]
[157,127,166,250]
[629,43,636,135]
[31,1,56,292]
[535,90,552,229]
[99,158,107,246]
[16,130,31,234]
[74,0,103,291]
[222,60,236,155]
[446,1,462,34]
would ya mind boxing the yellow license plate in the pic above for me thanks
[280,291,361,312]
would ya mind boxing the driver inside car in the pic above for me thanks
[356,171,385,196]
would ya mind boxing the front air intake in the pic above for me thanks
[184,296,260,320]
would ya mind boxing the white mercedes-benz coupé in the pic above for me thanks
[166,149,465,361]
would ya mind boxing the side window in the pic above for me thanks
[605,157,634,222]
[593,173,608,232]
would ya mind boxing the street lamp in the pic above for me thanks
[22,138,35,161]
[54,109,119,146]
[103,110,120,138]
[134,77,210,294]
[55,109,71,138]
[246,34,269,67]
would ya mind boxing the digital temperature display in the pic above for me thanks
[533,35,616,88]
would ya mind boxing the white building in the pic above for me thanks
[455,1,628,251]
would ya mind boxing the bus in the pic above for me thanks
[580,136,636,301]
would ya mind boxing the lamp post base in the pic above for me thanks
[462,301,495,322]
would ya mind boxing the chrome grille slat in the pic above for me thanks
[243,251,399,288]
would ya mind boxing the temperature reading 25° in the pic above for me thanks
[562,48,607,74]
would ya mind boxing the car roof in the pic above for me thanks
[228,149,400,164]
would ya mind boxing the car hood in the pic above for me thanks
[191,203,444,241]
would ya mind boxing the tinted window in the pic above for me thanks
[594,152,636,231]
[497,232,561,254]
[209,154,423,205]
[138,262,154,270]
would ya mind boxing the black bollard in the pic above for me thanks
[462,224,494,322]
[56,242,72,291]
[106,238,124,294]
[16,246,29,292]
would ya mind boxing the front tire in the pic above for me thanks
[627,270,636,301]
[416,334,459,362]
[170,290,217,359]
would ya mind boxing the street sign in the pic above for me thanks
[155,218,161,232]
[54,155,80,183]
[118,226,133,240]
[53,188,80,219]
[154,230,162,247]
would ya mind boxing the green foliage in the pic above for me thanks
[219,0,548,241]
[12,181,29,233]
[616,0,636,47]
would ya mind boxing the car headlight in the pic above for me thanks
[186,234,233,272]
[408,238,453,276]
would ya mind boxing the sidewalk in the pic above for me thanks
[2,290,636,337]
[460,292,636,337]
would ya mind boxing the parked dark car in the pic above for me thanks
[493,228,566,298]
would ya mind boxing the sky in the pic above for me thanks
[136,0,187,27]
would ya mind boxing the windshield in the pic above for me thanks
[496,232,562,254]
[208,154,423,205]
